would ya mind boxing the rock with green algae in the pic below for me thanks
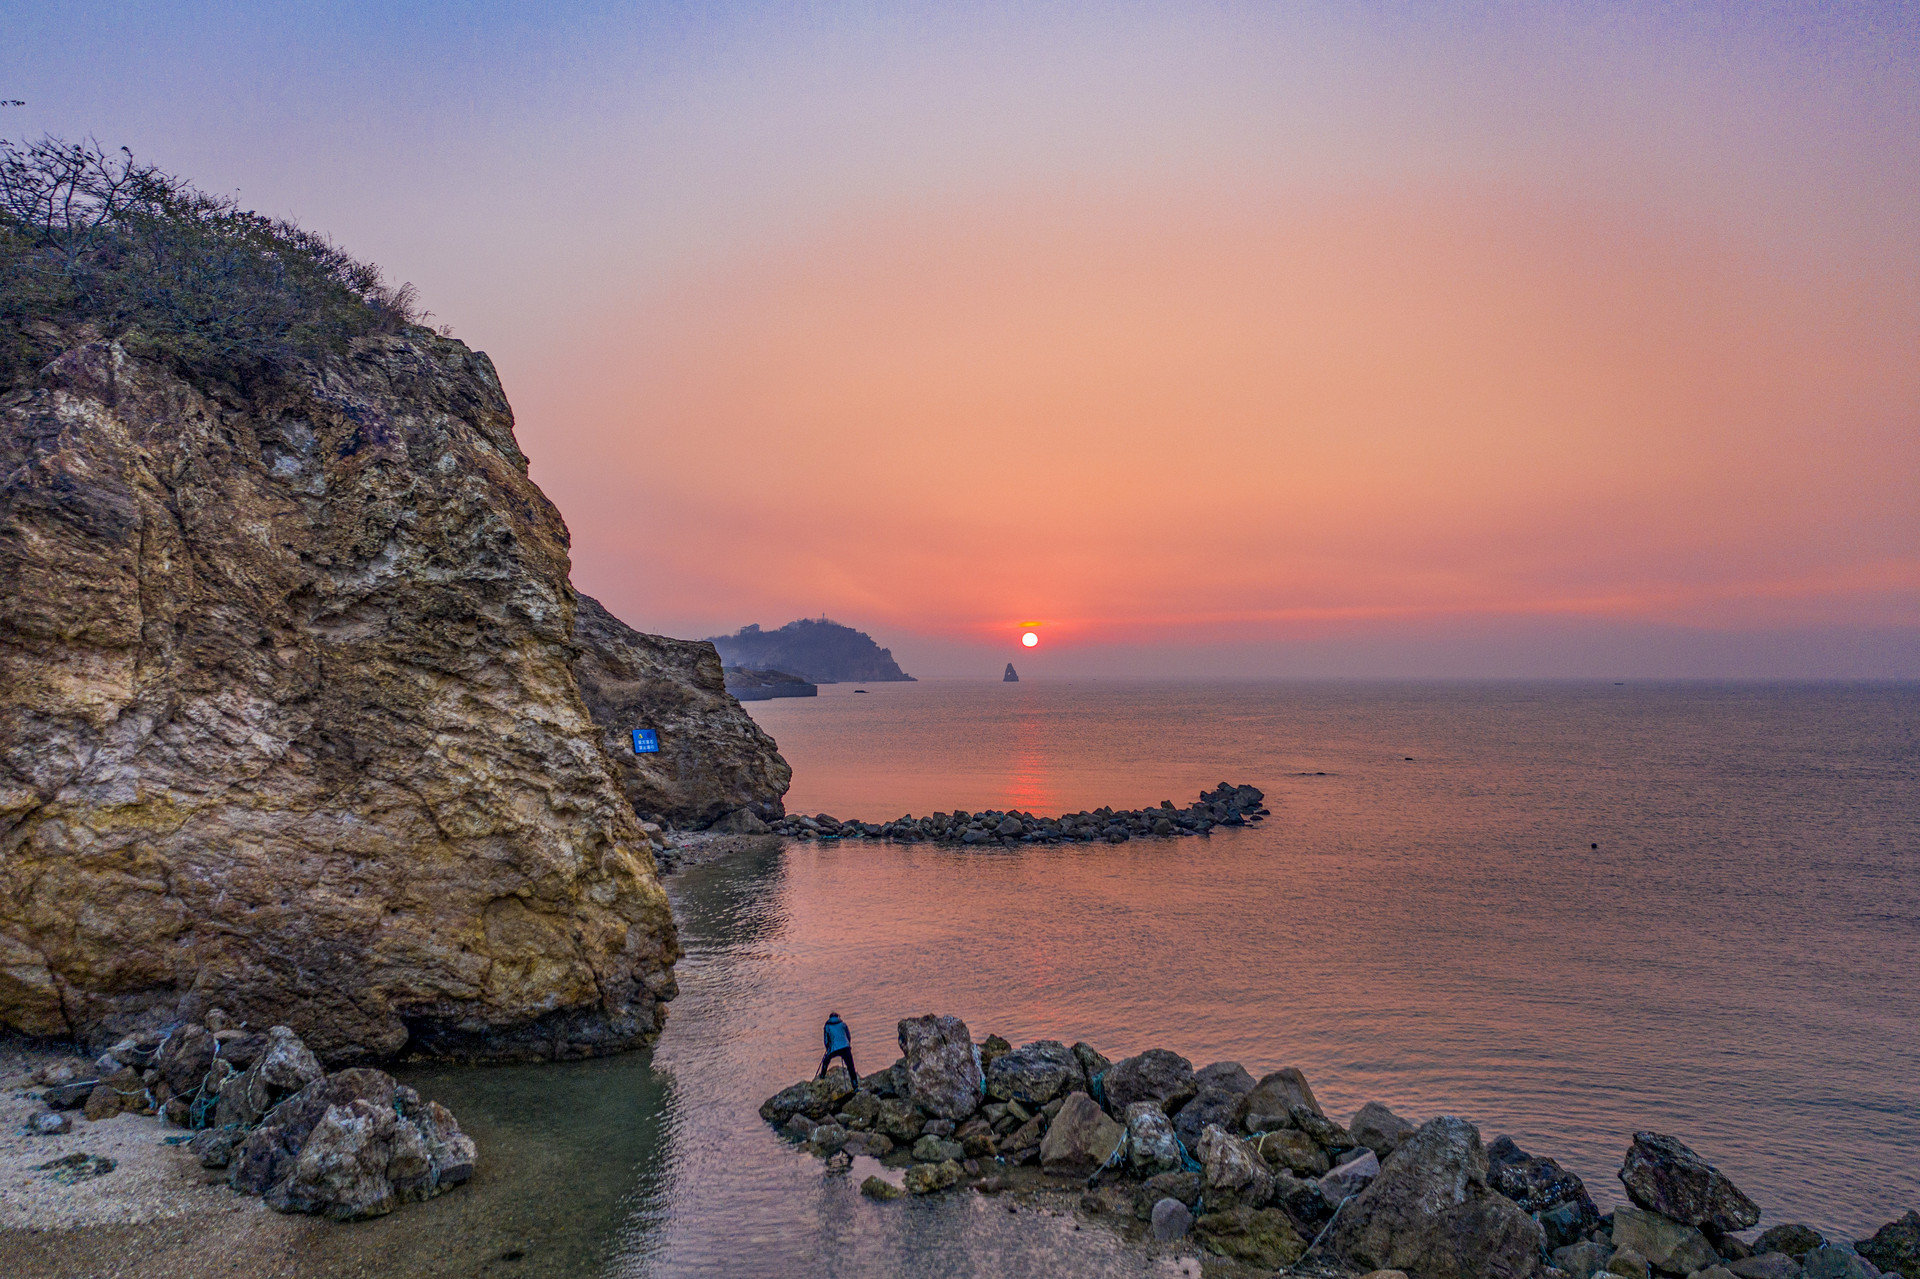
[1193,1205,1309,1268]
[860,1176,902,1201]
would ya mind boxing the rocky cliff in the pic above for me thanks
[0,331,783,1061]
[571,594,790,826]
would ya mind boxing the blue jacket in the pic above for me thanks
[823,1015,850,1051]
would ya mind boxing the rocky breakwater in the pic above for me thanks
[24,1018,474,1220]
[762,1017,1919,1279]
[771,782,1267,845]
[0,329,786,1060]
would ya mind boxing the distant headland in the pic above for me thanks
[709,618,914,684]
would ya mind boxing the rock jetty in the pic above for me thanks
[763,1017,1920,1278]
[26,1018,474,1221]
[769,783,1267,844]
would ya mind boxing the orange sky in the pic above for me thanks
[25,3,1920,674]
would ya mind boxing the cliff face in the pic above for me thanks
[570,595,790,827]
[0,332,712,1061]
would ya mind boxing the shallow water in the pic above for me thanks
[397,679,1918,1276]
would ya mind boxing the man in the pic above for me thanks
[817,1011,857,1085]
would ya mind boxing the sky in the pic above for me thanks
[11,2,1919,677]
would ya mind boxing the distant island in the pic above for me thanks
[709,618,915,684]
[723,667,818,701]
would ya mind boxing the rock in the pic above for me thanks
[1102,1049,1195,1113]
[985,1040,1086,1108]
[1619,1133,1761,1233]
[1610,1205,1720,1276]
[573,597,789,829]
[31,1062,77,1086]
[190,1126,245,1169]
[29,1110,70,1135]
[1001,1114,1045,1157]
[84,1068,143,1121]
[1324,1115,1544,1279]
[861,1175,903,1201]
[710,808,770,834]
[904,1159,965,1195]
[1174,1062,1255,1149]
[1757,1228,1827,1260]
[842,1131,894,1158]
[1858,1211,1920,1279]
[1072,1042,1112,1083]
[979,1036,1013,1067]
[911,1135,964,1163]
[1352,1102,1417,1159]
[263,1099,404,1220]
[1039,1091,1125,1172]
[1126,1102,1185,1176]
[824,1150,852,1172]
[1556,1240,1617,1279]
[0,335,692,1060]
[1195,1123,1273,1210]
[1359,1273,1411,1279]
[215,1026,324,1129]
[811,1124,852,1155]
[41,1079,96,1110]
[873,1098,924,1143]
[230,1067,397,1197]
[1487,1136,1602,1248]
[1695,1268,1740,1279]
[955,1118,996,1158]
[780,1113,815,1141]
[1732,1255,1807,1279]
[1238,1066,1324,1128]
[1611,1248,1653,1278]
[1194,1206,1310,1269]
[1256,1127,1330,1177]
[1273,1168,1338,1234]
[1152,1197,1195,1242]
[897,1015,983,1121]
[152,1024,218,1096]
[1294,1107,1355,1153]
[1321,1147,1381,1204]
[1803,1248,1884,1279]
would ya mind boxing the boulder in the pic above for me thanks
[1152,1197,1195,1242]
[1323,1115,1544,1279]
[1757,1228,1827,1260]
[0,335,688,1060]
[896,1015,983,1121]
[1238,1067,1324,1129]
[1126,1102,1185,1176]
[1321,1148,1381,1204]
[1555,1240,1617,1279]
[861,1175,903,1201]
[873,1098,926,1144]
[1174,1062,1256,1150]
[152,1024,218,1096]
[1351,1102,1416,1159]
[1040,1091,1125,1173]
[984,1040,1085,1109]
[811,1124,852,1156]
[1610,1247,1652,1279]
[263,1099,406,1219]
[1802,1248,1884,1279]
[842,1132,894,1158]
[1194,1206,1310,1269]
[1487,1135,1601,1248]
[954,1118,996,1159]
[1195,1123,1273,1210]
[979,1036,1013,1067]
[214,1026,323,1129]
[1732,1255,1807,1279]
[911,1135,964,1163]
[230,1067,397,1197]
[1858,1211,1920,1279]
[1272,1169,1337,1235]
[189,1126,245,1169]
[1619,1133,1760,1233]
[1609,1205,1719,1276]
[41,1080,95,1110]
[904,1159,965,1195]
[1256,1127,1330,1177]
[1072,1042,1112,1083]
[1102,1049,1195,1113]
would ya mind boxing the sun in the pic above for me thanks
[1021,631,1038,647]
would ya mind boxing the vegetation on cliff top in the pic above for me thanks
[0,136,426,392]
[709,617,915,684]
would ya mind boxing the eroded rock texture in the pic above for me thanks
[0,333,769,1060]
[570,593,789,827]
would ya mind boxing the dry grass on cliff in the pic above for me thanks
[0,136,429,392]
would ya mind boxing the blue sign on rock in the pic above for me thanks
[631,729,659,755]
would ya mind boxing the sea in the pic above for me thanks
[352,680,1917,1279]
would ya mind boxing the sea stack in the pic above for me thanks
[1004,663,1020,682]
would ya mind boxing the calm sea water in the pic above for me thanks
[363,680,1917,1279]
